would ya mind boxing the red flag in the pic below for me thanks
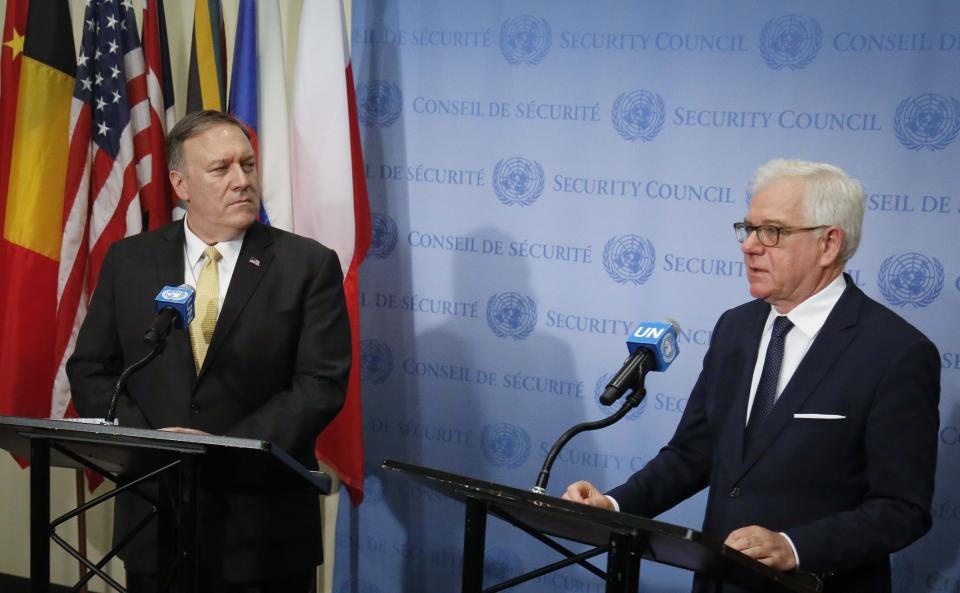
[292,0,372,504]
[140,0,177,230]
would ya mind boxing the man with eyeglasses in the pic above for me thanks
[564,159,940,593]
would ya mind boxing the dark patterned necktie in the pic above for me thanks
[745,315,794,452]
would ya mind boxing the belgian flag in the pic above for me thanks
[0,0,75,418]
[186,0,227,112]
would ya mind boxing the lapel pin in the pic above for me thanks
[249,257,261,267]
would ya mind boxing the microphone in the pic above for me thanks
[599,320,680,406]
[143,284,196,347]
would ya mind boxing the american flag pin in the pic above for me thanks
[249,257,260,267]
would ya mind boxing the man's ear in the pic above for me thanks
[819,226,844,267]
[169,169,188,202]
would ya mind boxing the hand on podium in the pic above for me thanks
[724,525,797,571]
[562,480,615,511]
[159,427,211,436]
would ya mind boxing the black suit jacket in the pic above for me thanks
[67,220,351,580]
[608,276,940,593]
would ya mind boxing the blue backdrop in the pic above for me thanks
[335,2,960,592]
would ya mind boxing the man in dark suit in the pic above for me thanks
[564,159,940,593]
[67,110,351,593]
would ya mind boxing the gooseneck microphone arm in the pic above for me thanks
[532,377,650,495]
[104,341,163,425]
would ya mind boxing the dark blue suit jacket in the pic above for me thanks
[608,276,940,593]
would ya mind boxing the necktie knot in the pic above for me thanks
[771,315,793,340]
[203,245,222,264]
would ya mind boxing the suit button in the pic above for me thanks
[190,404,200,414]
[729,487,741,498]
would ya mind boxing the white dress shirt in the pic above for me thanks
[182,216,246,316]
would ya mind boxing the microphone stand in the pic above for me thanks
[103,341,163,425]
[532,375,649,495]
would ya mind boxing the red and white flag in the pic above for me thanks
[52,0,167,418]
[292,0,372,504]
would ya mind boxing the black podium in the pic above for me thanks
[382,459,821,593]
[0,416,331,593]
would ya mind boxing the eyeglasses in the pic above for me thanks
[733,222,828,247]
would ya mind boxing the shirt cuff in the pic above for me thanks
[605,495,620,512]
[780,532,800,569]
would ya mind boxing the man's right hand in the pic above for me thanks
[562,481,614,510]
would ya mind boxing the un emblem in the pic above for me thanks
[878,252,944,308]
[369,213,398,259]
[486,292,538,339]
[594,373,646,420]
[499,15,551,65]
[360,339,393,384]
[759,15,822,70]
[894,94,960,151]
[481,422,531,469]
[611,90,665,142]
[484,547,524,582]
[603,235,656,285]
[492,157,545,206]
[356,80,403,127]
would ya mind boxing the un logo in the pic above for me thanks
[603,235,656,285]
[594,373,646,420]
[369,213,398,259]
[759,15,822,70]
[481,422,531,469]
[359,339,393,384]
[486,292,538,339]
[894,94,960,151]
[492,157,545,206]
[611,90,665,142]
[484,547,524,582]
[890,553,914,593]
[499,15,551,65]
[356,80,402,127]
[878,252,944,308]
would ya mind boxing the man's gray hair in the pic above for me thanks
[166,110,251,172]
[750,158,865,262]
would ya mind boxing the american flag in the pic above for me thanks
[51,0,163,418]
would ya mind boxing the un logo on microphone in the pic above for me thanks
[356,80,403,127]
[484,547,524,582]
[611,90,665,142]
[492,157,545,206]
[486,292,538,339]
[594,373,646,421]
[759,15,822,70]
[603,235,656,285]
[894,94,960,151]
[499,15,551,65]
[360,339,393,384]
[369,213,398,259]
[878,252,944,308]
[481,422,531,469]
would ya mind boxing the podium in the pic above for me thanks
[382,459,821,593]
[0,416,331,593]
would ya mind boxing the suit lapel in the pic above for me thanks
[735,277,862,480]
[716,303,767,473]
[154,222,195,377]
[199,222,275,376]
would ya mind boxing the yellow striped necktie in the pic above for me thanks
[190,246,222,373]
